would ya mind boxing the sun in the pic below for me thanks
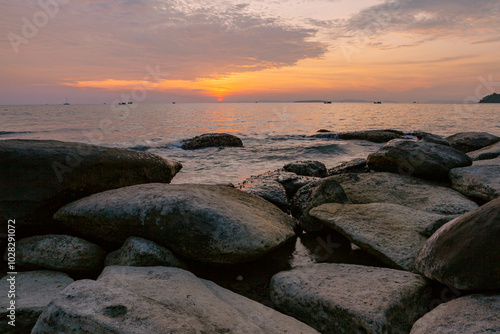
[217,96,224,102]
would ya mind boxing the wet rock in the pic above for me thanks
[236,179,288,211]
[8,235,106,277]
[283,160,327,177]
[446,132,500,153]
[105,237,187,269]
[467,142,500,161]
[328,173,478,215]
[0,271,73,334]
[271,263,432,334]
[415,197,500,290]
[410,294,500,334]
[338,129,405,143]
[181,133,243,150]
[32,266,319,334]
[54,184,297,264]
[367,139,472,179]
[310,203,448,272]
[327,158,369,176]
[449,165,500,201]
[0,139,182,235]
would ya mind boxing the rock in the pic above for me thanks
[316,129,331,133]
[410,294,500,333]
[479,92,500,103]
[271,263,432,334]
[421,215,460,237]
[239,169,318,198]
[415,197,500,290]
[449,165,500,201]
[105,237,187,269]
[0,139,182,235]
[446,132,500,153]
[367,139,472,179]
[467,142,500,161]
[8,235,106,277]
[309,132,338,139]
[54,184,297,264]
[474,155,500,166]
[327,158,369,176]
[0,271,74,334]
[338,129,405,143]
[415,132,451,147]
[181,133,243,150]
[283,160,327,177]
[236,179,288,211]
[32,266,319,334]
[328,173,479,215]
[310,203,448,272]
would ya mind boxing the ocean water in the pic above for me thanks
[1,103,499,184]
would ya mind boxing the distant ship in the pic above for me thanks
[63,98,70,105]
[128,101,133,104]
[374,101,382,104]
[324,101,332,104]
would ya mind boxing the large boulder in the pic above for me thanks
[181,133,243,150]
[0,271,74,334]
[328,173,478,215]
[236,179,288,211]
[367,139,472,179]
[105,237,187,269]
[310,203,450,272]
[449,165,500,202]
[54,184,297,264]
[271,263,432,334]
[467,142,500,161]
[338,129,405,143]
[283,161,327,177]
[410,294,500,334]
[0,139,182,235]
[446,132,500,153]
[32,266,319,334]
[8,235,106,277]
[415,197,500,290]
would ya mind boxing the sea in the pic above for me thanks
[1,102,500,184]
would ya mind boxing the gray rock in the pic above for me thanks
[181,133,243,150]
[410,294,500,334]
[329,172,479,215]
[239,169,318,198]
[271,263,432,334]
[446,131,500,153]
[0,271,74,334]
[421,215,460,237]
[449,165,500,201]
[416,132,451,146]
[327,158,369,176]
[474,155,500,166]
[32,266,319,334]
[310,203,447,272]
[338,129,405,143]
[283,160,327,177]
[105,237,187,269]
[367,139,472,179]
[467,142,500,161]
[54,184,297,264]
[7,235,106,277]
[236,179,288,211]
[415,198,500,290]
[0,139,182,235]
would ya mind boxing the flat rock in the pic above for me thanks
[181,133,243,150]
[54,184,297,264]
[0,139,181,235]
[338,129,405,143]
[8,234,106,277]
[310,203,448,272]
[446,132,500,153]
[271,263,432,334]
[105,237,187,269]
[328,173,479,215]
[467,142,500,161]
[327,158,369,176]
[415,197,500,290]
[239,169,318,198]
[449,165,500,201]
[283,160,327,177]
[236,179,288,211]
[32,266,319,334]
[367,139,472,179]
[0,271,74,334]
[410,294,500,334]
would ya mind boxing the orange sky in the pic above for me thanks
[1,0,499,104]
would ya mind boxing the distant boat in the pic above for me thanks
[172,102,176,104]
[63,98,70,105]
[324,101,332,104]
[119,102,126,105]
[128,101,133,104]
[374,101,382,104]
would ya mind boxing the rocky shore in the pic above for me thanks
[1,131,499,333]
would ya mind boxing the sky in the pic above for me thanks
[1,0,500,104]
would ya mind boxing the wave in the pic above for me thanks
[0,130,32,136]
